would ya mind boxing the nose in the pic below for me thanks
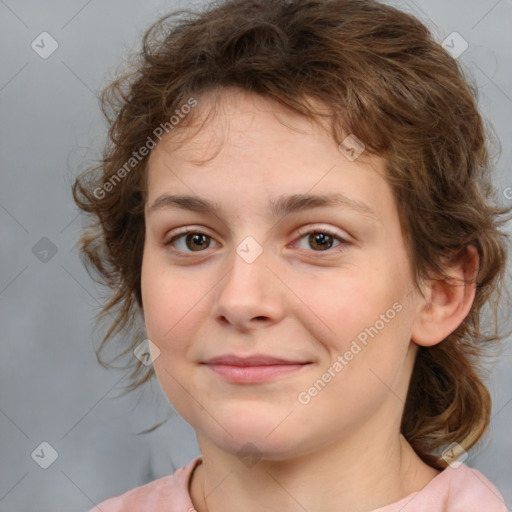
[211,242,285,332]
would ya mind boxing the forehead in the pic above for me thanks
[153,90,308,158]
[145,88,391,218]
[149,87,365,165]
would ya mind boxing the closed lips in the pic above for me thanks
[203,355,311,366]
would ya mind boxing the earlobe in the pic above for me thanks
[411,245,479,347]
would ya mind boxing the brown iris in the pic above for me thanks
[307,232,334,251]
[185,233,211,251]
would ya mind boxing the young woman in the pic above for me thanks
[73,1,511,510]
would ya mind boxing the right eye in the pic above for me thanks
[163,229,220,254]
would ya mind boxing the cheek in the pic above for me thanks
[141,253,195,351]
[294,269,396,350]
[140,259,205,418]
[300,268,413,390]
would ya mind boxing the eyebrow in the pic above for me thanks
[148,192,377,220]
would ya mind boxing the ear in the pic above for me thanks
[411,245,479,347]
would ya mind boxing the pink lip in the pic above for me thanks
[204,354,308,366]
[201,354,311,383]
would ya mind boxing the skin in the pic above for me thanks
[140,88,479,512]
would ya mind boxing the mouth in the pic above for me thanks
[201,354,312,384]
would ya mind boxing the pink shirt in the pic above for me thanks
[90,457,508,511]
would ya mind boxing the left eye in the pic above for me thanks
[295,229,344,252]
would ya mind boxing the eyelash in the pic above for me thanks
[162,226,349,256]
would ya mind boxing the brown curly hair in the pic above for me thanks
[72,0,512,469]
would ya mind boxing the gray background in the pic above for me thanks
[0,0,511,510]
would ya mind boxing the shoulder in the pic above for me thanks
[378,463,507,512]
[88,457,202,512]
[440,464,507,511]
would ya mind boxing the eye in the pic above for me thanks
[163,226,349,255]
[294,227,347,252]
[163,229,219,253]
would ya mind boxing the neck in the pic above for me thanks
[190,429,440,512]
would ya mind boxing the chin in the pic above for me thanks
[197,417,313,462]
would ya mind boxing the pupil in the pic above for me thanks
[310,233,333,250]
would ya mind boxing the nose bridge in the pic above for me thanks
[212,234,284,327]
[222,235,270,301]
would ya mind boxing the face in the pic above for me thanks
[141,89,423,460]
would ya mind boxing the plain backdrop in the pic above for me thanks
[1,0,511,510]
